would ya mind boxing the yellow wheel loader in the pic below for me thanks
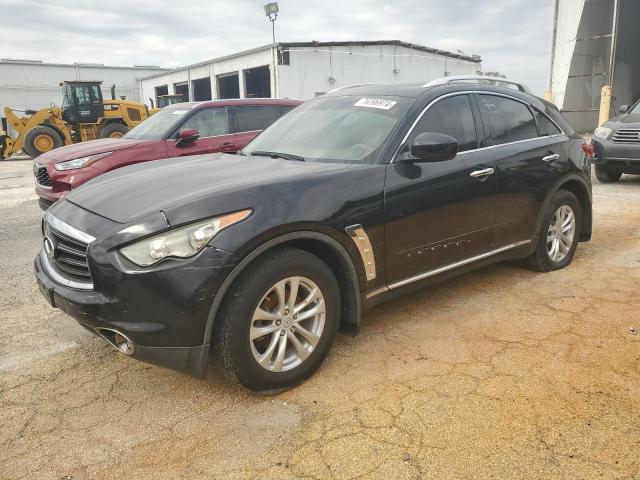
[149,94,185,114]
[0,81,151,159]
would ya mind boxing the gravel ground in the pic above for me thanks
[0,159,639,479]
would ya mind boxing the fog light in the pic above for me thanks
[114,332,135,355]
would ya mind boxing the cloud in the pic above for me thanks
[0,0,552,94]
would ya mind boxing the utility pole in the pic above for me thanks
[264,3,279,98]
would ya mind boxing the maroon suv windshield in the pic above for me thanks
[123,107,191,140]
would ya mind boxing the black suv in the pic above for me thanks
[591,100,640,183]
[34,76,592,392]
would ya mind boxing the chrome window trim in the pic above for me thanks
[345,224,377,281]
[45,212,96,245]
[40,248,94,290]
[392,91,565,163]
[366,240,531,299]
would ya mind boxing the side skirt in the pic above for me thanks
[365,239,532,306]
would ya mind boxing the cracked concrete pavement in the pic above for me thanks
[0,159,639,479]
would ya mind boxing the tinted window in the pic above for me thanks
[235,106,279,132]
[403,95,477,156]
[180,108,229,137]
[479,95,538,145]
[534,110,561,136]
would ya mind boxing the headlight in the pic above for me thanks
[120,209,252,266]
[593,127,613,140]
[54,151,113,171]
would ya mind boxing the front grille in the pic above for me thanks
[35,166,52,187]
[45,224,92,281]
[611,128,640,144]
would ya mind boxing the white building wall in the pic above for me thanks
[139,48,273,103]
[0,62,167,116]
[277,44,480,100]
[549,0,585,109]
[139,44,480,103]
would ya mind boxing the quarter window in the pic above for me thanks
[403,95,477,158]
[479,95,538,145]
[234,106,280,132]
[533,110,561,136]
[179,108,229,137]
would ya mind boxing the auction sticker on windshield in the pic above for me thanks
[354,98,397,110]
[171,110,188,115]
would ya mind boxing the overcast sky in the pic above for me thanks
[1,0,553,95]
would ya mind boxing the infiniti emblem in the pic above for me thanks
[43,236,55,259]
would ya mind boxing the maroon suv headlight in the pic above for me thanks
[54,151,113,171]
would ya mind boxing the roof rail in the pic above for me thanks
[327,83,382,94]
[423,75,532,94]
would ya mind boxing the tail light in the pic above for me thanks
[582,143,596,158]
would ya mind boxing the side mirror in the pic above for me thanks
[406,132,458,162]
[619,105,629,114]
[175,128,199,147]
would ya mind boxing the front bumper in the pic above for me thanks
[591,137,640,173]
[34,241,237,378]
[35,164,103,205]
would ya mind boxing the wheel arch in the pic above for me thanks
[535,174,592,243]
[202,231,363,347]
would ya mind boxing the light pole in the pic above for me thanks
[264,2,279,98]
[264,2,279,43]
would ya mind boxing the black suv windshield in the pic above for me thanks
[243,95,411,164]
[123,107,190,140]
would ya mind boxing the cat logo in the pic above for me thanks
[104,104,120,111]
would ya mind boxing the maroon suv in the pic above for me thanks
[33,98,301,209]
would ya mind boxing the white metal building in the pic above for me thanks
[548,0,640,132]
[0,59,167,131]
[139,41,482,105]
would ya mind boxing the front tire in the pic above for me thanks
[214,247,341,392]
[595,165,622,183]
[23,125,64,157]
[100,123,129,139]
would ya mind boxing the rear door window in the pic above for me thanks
[233,106,279,133]
[533,110,561,137]
[479,95,538,145]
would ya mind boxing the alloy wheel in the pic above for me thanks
[546,205,576,262]
[250,276,326,372]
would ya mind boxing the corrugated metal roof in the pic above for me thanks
[0,59,167,71]
[139,40,481,81]
[280,41,481,63]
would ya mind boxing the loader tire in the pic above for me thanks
[100,123,129,139]
[23,126,64,158]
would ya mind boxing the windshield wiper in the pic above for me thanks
[249,150,305,161]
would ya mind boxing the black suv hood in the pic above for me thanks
[605,113,640,129]
[65,153,350,224]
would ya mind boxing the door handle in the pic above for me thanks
[469,167,495,178]
[542,153,560,162]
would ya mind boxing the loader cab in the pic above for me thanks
[61,81,105,125]
[157,94,184,108]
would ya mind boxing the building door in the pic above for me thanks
[191,78,212,101]
[218,73,240,99]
